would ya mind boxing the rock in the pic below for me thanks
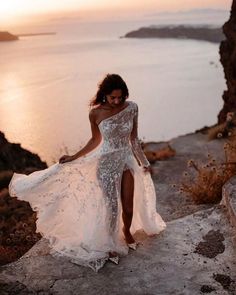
[0,132,47,266]
[222,176,236,244]
[194,229,225,258]
[0,132,47,174]
[0,206,235,294]
[0,171,14,190]
[213,273,235,291]
[218,1,236,122]
[200,285,216,293]
[0,32,18,41]
[123,25,224,43]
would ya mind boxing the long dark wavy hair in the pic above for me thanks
[90,74,129,107]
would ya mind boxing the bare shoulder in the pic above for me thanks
[89,106,106,124]
[89,108,99,122]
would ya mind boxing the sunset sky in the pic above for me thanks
[0,0,232,26]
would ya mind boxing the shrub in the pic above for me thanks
[208,112,236,140]
[178,136,236,204]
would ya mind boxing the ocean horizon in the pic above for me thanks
[0,9,230,164]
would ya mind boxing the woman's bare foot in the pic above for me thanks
[123,227,135,244]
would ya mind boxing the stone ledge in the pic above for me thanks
[1,206,235,294]
[221,176,236,244]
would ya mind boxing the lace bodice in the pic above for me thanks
[98,101,150,167]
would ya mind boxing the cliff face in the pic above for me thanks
[0,132,47,173]
[0,132,47,266]
[218,1,236,123]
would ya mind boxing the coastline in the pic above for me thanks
[122,25,225,43]
[0,31,56,42]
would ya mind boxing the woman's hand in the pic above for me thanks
[59,155,75,164]
[143,165,152,174]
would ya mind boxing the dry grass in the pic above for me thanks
[178,134,236,204]
[208,123,230,140]
[208,112,236,140]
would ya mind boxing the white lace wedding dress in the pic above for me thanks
[9,100,166,271]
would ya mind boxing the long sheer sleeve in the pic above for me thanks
[130,103,150,168]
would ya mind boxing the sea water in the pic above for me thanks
[0,10,230,164]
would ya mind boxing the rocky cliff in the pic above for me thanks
[218,1,236,123]
[0,132,47,265]
[0,132,47,174]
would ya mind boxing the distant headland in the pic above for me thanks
[0,31,56,42]
[0,31,18,41]
[17,32,56,37]
[122,25,225,43]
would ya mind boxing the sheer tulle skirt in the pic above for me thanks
[9,148,166,270]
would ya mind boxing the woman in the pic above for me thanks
[9,74,166,272]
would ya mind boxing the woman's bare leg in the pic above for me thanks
[121,169,135,244]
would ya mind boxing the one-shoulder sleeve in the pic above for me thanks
[130,102,150,168]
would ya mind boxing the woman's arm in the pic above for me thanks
[130,103,151,172]
[59,109,101,163]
